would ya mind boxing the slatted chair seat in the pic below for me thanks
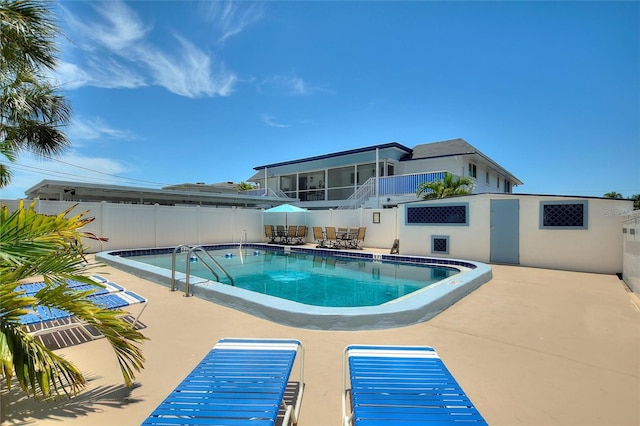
[143,338,305,426]
[19,284,147,336]
[16,275,123,296]
[343,345,487,426]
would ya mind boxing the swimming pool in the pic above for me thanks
[96,244,492,330]
[127,248,459,308]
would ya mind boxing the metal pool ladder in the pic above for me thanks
[171,245,235,297]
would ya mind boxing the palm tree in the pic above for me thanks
[0,200,147,400]
[416,172,474,199]
[237,181,255,190]
[603,191,623,199]
[0,0,71,187]
[629,194,639,210]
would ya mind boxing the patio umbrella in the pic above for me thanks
[264,204,307,228]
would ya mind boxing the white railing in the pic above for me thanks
[338,179,377,210]
[338,171,449,210]
[241,188,290,198]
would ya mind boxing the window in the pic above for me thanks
[387,163,395,176]
[431,235,450,254]
[298,172,325,201]
[540,201,588,229]
[468,163,477,178]
[485,171,490,185]
[280,174,297,197]
[357,163,376,185]
[328,166,353,188]
[406,203,469,225]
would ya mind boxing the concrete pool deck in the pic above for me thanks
[2,257,639,425]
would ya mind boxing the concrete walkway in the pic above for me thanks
[2,263,639,425]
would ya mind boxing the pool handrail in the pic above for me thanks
[171,244,192,292]
[185,245,235,297]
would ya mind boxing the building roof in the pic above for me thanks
[406,138,479,159]
[404,138,523,185]
[252,142,412,170]
[23,180,291,208]
[250,138,523,186]
[162,182,243,193]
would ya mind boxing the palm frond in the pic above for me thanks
[0,199,148,399]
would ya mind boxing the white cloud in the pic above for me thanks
[54,61,91,90]
[0,151,135,200]
[260,114,290,128]
[68,117,137,143]
[90,1,150,51]
[289,76,307,95]
[55,59,146,90]
[202,1,266,43]
[58,1,239,98]
[135,35,237,98]
[261,74,336,96]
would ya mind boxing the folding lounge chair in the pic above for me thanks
[349,227,366,250]
[285,226,298,245]
[342,345,487,426]
[294,225,307,245]
[143,338,305,426]
[325,227,339,249]
[17,275,124,296]
[21,287,147,334]
[265,225,278,243]
[313,226,328,248]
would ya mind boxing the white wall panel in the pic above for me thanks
[2,195,634,275]
[518,197,629,274]
[622,215,639,295]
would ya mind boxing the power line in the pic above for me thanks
[1,161,168,188]
[34,153,172,186]
[4,149,173,187]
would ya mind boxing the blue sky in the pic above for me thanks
[2,0,639,199]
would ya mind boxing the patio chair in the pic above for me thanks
[349,227,366,250]
[313,226,328,248]
[325,226,339,248]
[286,225,298,244]
[342,345,487,426]
[265,224,278,243]
[295,225,307,245]
[337,227,349,239]
[143,338,305,426]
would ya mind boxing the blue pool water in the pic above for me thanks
[97,244,492,330]
[129,248,458,307]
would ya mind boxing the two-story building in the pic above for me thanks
[247,138,523,209]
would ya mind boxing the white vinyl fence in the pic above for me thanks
[2,196,635,276]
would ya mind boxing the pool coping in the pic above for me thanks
[96,244,492,330]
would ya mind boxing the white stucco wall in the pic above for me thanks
[397,196,491,262]
[623,213,640,294]
[517,196,630,274]
[2,195,633,274]
[395,194,632,274]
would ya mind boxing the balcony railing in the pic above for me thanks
[338,171,448,210]
[241,188,290,198]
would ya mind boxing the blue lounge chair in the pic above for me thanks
[342,345,487,425]
[21,286,147,332]
[17,275,124,296]
[143,338,305,426]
